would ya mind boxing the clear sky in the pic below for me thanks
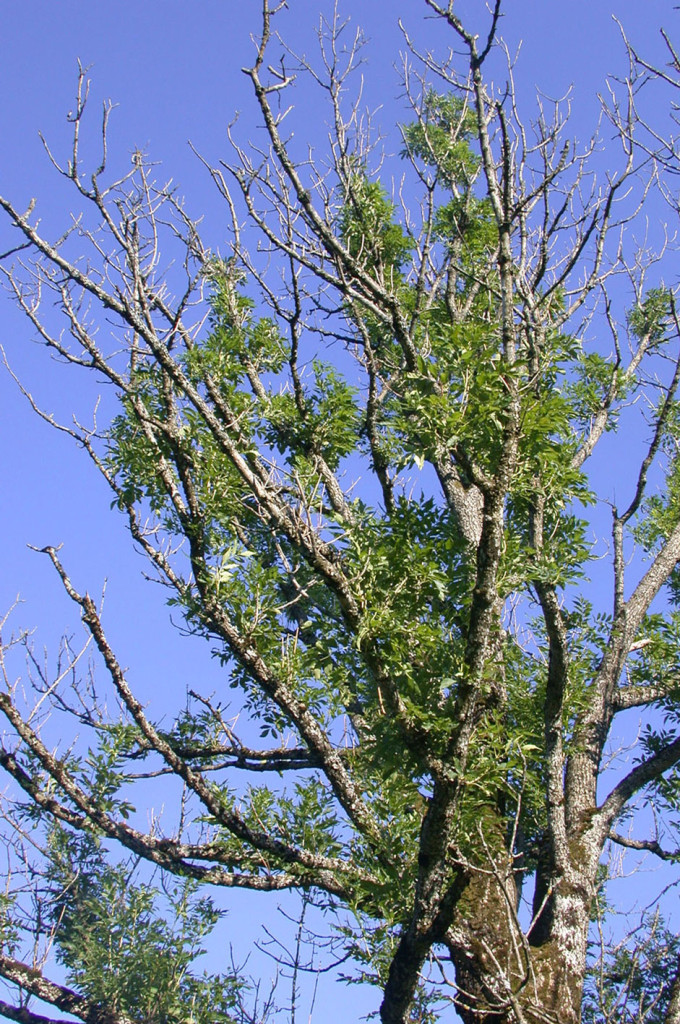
[1,2,679,1021]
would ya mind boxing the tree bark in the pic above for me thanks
[444,862,592,1024]
[666,955,680,1024]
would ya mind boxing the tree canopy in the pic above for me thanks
[2,2,680,1022]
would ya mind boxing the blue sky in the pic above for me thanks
[1,2,680,1021]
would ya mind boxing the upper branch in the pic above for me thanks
[595,734,680,839]
[0,953,135,1024]
[39,544,382,868]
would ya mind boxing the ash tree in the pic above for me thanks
[1,1,680,1022]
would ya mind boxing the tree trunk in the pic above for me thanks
[446,863,523,1024]
[666,955,680,1024]
[445,867,591,1024]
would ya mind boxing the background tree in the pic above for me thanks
[1,2,680,1022]
[583,902,680,1023]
